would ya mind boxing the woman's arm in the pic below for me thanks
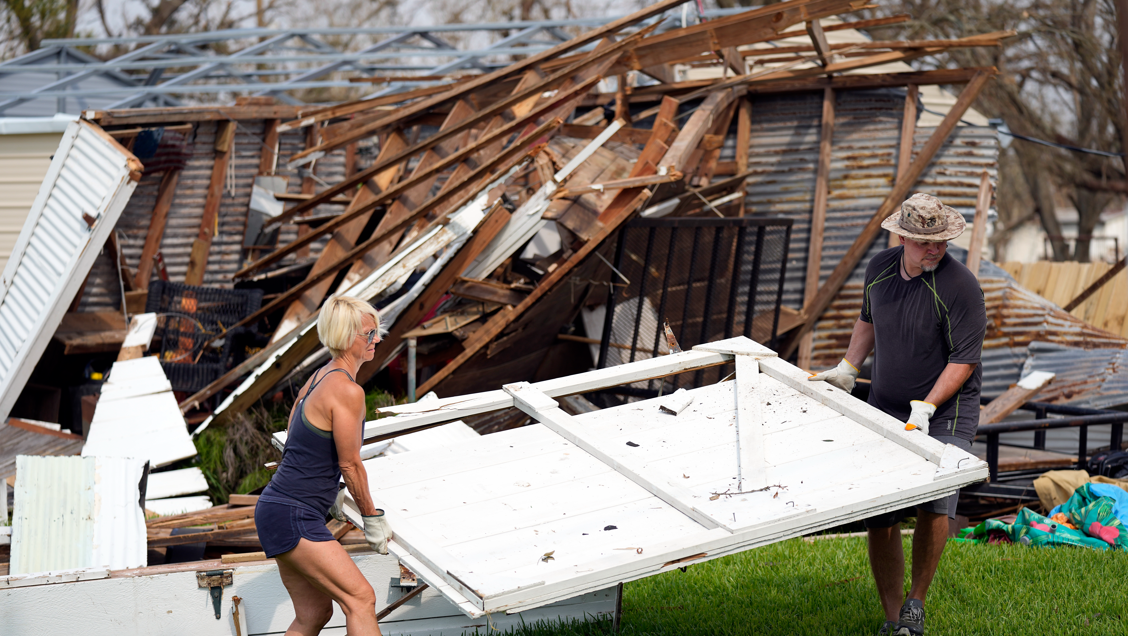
[332,382,379,516]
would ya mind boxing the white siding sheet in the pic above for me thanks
[0,120,140,424]
[10,454,146,575]
[83,356,197,468]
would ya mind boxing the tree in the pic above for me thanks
[861,0,1124,262]
[1,0,78,54]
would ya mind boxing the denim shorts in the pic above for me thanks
[255,494,335,558]
[863,435,972,529]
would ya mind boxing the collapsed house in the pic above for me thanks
[0,0,1124,631]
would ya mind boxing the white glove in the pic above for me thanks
[905,400,936,434]
[328,487,349,524]
[808,358,860,393]
[363,510,392,555]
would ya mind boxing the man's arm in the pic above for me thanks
[923,362,976,408]
[844,319,875,370]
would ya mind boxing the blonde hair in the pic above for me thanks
[317,295,383,358]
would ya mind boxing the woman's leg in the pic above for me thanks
[275,538,382,635]
[277,556,335,636]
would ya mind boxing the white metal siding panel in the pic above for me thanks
[10,455,95,576]
[10,454,146,576]
[0,120,139,424]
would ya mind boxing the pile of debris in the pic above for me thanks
[0,0,1030,576]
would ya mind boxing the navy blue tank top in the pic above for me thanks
[262,368,356,515]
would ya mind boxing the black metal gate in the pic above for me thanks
[595,216,791,395]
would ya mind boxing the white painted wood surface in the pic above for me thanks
[121,313,157,349]
[336,337,986,615]
[83,356,197,468]
[0,550,617,635]
[145,467,208,500]
[144,495,213,516]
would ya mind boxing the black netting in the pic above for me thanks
[144,281,264,392]
[596,217,791,395]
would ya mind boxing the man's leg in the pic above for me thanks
[906,510,949,602]
[867,522,905,622]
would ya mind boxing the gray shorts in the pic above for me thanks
[863,435,971,529]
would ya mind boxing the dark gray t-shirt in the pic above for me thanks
[860,247,986,441]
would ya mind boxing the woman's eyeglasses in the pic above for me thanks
[357,329,378,345]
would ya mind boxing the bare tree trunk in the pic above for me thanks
[1014,143,1070,261]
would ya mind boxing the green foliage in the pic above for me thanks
[486,536,1128,636]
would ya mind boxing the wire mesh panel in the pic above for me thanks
[144,281,264,392]
[596,217,791,395]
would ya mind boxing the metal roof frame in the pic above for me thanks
[0,9,746,114]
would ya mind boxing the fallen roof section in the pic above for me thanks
[0,120,141,425]
[335,337,987,616]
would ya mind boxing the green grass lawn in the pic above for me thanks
[504,535,1128,636]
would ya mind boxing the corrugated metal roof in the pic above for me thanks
[0,120,140,424]
[1021,342,1128,410]
[0,418,83,480]
[9,454,146,575]
[78,119,352,311]
[727,89,998,314]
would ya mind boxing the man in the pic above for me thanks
[809,193,986,636]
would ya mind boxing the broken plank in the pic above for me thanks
[450,278,528,307]
[132,169,179,290]
[979,371,1055,426]
[659,87,742,173]
[890,83,918,248]
[184,121,233,285]
[357,204,512,384]
[797,87,834,370]
[966,171,991,278]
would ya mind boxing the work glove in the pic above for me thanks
[328,487,349,524]
[808,358,860,393]
[363,510,392,555]
[905,400,936,434]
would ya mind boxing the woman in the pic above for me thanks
[254,295,392,635]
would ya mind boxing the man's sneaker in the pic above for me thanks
[877,620,897,635]
[894,598,925,636]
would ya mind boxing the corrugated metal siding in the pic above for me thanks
[732,89,998,316]
[1021,342,1128,410]
[10,455,94,575]
[78,120,350,310]
[0,121,137,423]
[10,454,146,575]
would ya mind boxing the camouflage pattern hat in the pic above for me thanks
[881,193,965,242]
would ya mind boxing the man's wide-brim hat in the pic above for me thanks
[881,193,965,242]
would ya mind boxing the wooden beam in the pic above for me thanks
[551,172,684,198]
[781,70,995,358]
[86,105,302,126]
[660,87,742,173]
[357,204,513,384]
[691,100,739,187]
[132,169,178,290]
[259,119,279,175]
[240,78,598,277]
[281,80,477,131]
[890,83,918,248]
[284,0,684,164]
[418,99,681,395]
[296,125,320,259]
[797,87,834,370]
[185,120,233,285]
[1063,256,1128,311]
[268,131,409,345]
[735,98,752,175]
[966,171,991,279]
[805,19,834,67]
[979,371,1055,426]
[222,120,559,339]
